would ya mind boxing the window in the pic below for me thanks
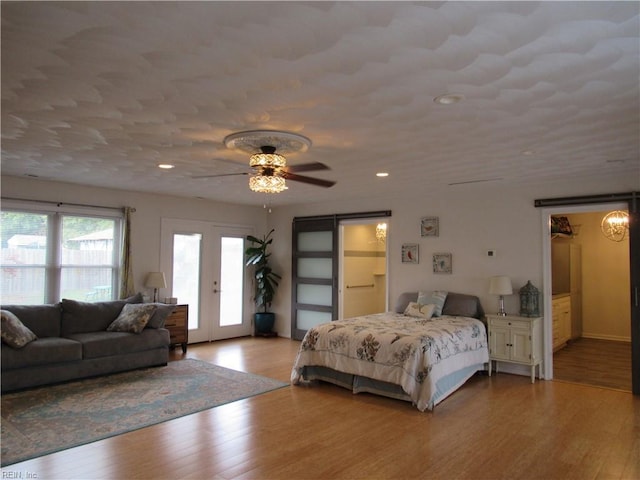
[1,202,122,304]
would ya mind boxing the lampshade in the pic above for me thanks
[489,276,513,295]
[145,272,167,289]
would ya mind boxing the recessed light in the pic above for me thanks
[158,164,175,169]
[376,172,389,177]
[521,150,535,156]
[434,93,465,105]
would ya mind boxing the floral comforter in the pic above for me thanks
[291,312,488,411]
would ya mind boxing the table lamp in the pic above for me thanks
[489,275,512,316]
[145,272,166,302]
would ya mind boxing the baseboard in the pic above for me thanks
[580,334,631,343]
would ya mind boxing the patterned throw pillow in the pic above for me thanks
[403,302,436,320]
[1,309,37,348]
[107,304,157,334]
[417,290,448,317]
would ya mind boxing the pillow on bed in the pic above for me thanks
[403,302,435,319]
[417,291,448,317]
[441,292,482,319]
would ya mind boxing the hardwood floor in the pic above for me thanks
[2,337,639,480]
[553,338,632,392]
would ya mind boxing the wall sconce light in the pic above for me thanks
[145,272,167,302]
[489,275,513,316]
[601,210,629,242]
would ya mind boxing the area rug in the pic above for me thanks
[1,359,288,466]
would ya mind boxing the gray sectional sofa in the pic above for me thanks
[1,294,173,392]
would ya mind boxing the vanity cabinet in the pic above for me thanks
[552,295,571,351]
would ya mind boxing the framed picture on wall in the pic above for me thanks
[421,216,439,237]
[433,253,452,274]
[402,244,419,264]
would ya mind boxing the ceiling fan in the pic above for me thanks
[193,130,336,193]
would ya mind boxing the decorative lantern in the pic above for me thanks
[519,281,540,317]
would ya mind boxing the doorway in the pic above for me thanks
[290,210,391,340]
[160,218,253,343]
[339,220,388,319]
[542,203,631,391]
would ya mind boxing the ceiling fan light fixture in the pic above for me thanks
[249,175,287,194]
[249,152,287,169]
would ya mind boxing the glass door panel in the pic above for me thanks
[218,236,245,328]
[297,284,333,306]
[298,231,333,251]
[172,233,202,330]
[297,310,333,331]
[297,258,332,279]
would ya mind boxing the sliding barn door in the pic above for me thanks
[291,217,338,341]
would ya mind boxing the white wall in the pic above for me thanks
[1,176,268,299]
[266,174,635,340]
[2,173,634,349]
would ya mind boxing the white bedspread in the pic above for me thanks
[291,312,489,411]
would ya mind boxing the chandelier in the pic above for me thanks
[601,210,629,242]
[376,222,387,243]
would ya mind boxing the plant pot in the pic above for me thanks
[254,312,276,336]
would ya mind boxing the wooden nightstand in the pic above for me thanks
[487,314,543,383]
[165,304,188,353]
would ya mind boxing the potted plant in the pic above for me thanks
[245,228,281,336]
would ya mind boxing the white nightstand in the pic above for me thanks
[487,314,543,383]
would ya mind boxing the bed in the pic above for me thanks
[291,291,489,411]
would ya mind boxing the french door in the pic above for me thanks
[160,219,253,343]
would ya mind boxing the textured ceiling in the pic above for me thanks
[2,1,639,206]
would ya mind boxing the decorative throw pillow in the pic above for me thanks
[403,302,436,320]
[146,303,176,329]
[417,290,448,317]
[107,304,157,334]
[1,309,37,348]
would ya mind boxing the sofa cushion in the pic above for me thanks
[1,337,83,369]
[66,329,170,359]
[146,303,176,329]
[0,304,62,337]
[107,303,156,333]
[61,293,143,335]
[1,310,37,348]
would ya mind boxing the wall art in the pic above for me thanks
[420,216,439,237]
[401,244,419,264]
[433,253,452,274]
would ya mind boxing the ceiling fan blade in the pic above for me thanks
[191,172,249,179]
[284,162,330,173]
[282,171,336,188]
